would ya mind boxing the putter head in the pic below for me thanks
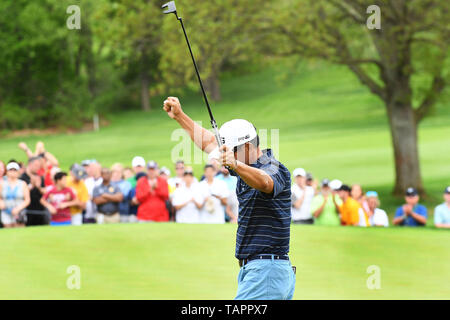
[162,1,177,14]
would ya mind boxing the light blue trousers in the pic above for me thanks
[235,256,296,300]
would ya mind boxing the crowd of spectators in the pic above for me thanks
[290,168,450,228]
[0,142,449,229]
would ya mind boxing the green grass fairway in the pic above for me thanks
[1,223,449,300]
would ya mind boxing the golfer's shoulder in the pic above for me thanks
[259,150,290,178]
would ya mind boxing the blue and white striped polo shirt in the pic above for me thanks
[230,149,291,259]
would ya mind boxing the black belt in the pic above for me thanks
[238,254,289,267]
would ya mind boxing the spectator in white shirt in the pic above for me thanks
[171,167,202,223]
[365,191,389,227]
[168,160,185,190]
[198,164,229,224]
[291,168,315,224]
[83,161,102,224]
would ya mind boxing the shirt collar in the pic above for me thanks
[251,149,272,168]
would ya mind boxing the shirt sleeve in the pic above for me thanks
[68,188,76,200]
[415,205,427,218]
[219,180,229,198]
[171,190,184,206]
[259,161,287,199]
[92,186,101,198]
[380,210,389,227]
[434,206,443,225]
[80,185,90,202]
[394,206,404,218]
[43,190,51,201]
[309,196,322,214]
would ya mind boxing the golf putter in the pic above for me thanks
[162,1,223,150]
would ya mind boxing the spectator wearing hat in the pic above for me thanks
[136,161,169,222]
[305,172,318,191]
[433,187,450,229]
[197,164,229,224]
[336,184,369,226]
[0,161,31,228]
[171,167,202,223]
[93,168,123,224]
[291,168,315,224]
[20,156,49,226]
[365,191,389,227]
[310,179,341,226]
[393,188,427,227]
[129,156,147,188]
[66,164,89,226]
[84,161,102,224]
[111,163,132,223]
[40,172,77,226]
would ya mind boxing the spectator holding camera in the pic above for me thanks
[0,161,31,228]
[310,179,341,226]
[291,168,315,224]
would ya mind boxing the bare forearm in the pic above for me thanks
[175,112,217,153]
[393,217,405,225]
[411,212,427,225]
[234,161,273,194]
[43,151,59,167]
[93,197,107,205]
[435,223,450,229]
[313,202,326,218]
[103,193,123,202]
[293,197,304,209]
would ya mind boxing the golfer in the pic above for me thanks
[163,97,295,300]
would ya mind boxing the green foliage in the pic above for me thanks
[158,0,269,100]
[1,0,447,130]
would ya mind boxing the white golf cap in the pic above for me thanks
[6,162,20,171]
[132,156,145,167]
[219,119,257,149]
[160,167,171,176]
[293,168,306,177]
[329,179,343,190]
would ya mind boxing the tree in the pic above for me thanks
[96,0,165,111]
[266,0,449,195]
[159,0,268,101]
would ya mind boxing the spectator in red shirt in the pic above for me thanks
[40,172,78,226]
[136,161,169,222]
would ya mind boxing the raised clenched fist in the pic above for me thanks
[163,97,183,120]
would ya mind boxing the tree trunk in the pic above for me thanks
[386,103,424,196]
[140,70,151,112]
[205,70,222,102]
